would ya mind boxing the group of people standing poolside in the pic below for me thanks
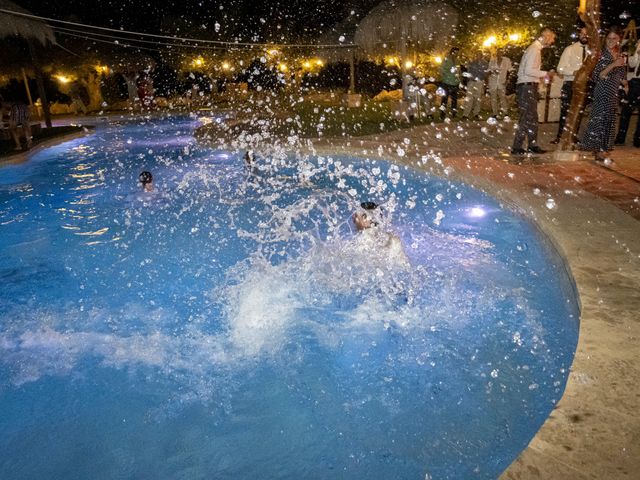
[511,24,630,162]
[438,24,635,163]
[438,47,512,121]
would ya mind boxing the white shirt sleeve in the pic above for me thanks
[556,46,573,77]
[522,43,547,79]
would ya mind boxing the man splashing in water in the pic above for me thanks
[352,201,408,266]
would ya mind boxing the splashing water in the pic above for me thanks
[0,116,578,480]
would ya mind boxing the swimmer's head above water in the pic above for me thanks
[139,171,153,192]
[353,201,380,231]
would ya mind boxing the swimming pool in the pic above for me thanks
[0,116,579,479]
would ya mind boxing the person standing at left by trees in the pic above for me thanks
[463,50,490,120]
[439,47,461,119]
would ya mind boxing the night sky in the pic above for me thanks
[14,0,640,43]
[16,0,377,41]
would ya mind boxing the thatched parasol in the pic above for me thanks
[0,0,56,127]
[355,0,458,99]
[0,0,55,45]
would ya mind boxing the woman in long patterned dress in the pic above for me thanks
[580,27,627,162]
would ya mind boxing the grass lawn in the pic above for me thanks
[269,99,436,138]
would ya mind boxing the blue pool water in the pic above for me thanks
[0,116,579,479]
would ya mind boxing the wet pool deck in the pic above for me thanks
[315,119,640,479]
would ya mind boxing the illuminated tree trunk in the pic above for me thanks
[27,39,52,128]
[400,24,409,101]
[81,72,104,111]
[559,0,600,150]
[123,72,140,107]
[349,50,356,93]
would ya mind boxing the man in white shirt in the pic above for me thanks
[488,49,512,118]
[615,42,640,147]
[551,27,589,144]
[511,28,557,155]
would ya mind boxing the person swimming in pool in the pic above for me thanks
[352,201,408,266]
[139,171,153,192]
[244,150,254,168]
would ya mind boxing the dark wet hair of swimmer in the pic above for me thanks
[361,201,378,210]
[139,171,153,191]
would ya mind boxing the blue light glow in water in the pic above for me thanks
[0,116,578,479]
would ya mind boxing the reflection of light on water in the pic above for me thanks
[466,206,487,218]
[74,227,109,236]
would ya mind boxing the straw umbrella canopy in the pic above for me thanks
[0,0,56,127]
[355,0,458,100]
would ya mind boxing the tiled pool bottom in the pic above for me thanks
[0,117,580,479]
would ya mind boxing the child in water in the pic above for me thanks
[139,171,153,192]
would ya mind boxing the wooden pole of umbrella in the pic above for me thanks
[27,39,52,128]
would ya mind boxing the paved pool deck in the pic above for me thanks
[313,119,640,479]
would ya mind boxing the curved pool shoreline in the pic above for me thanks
[3,115,638,478]
[312,139,640,479]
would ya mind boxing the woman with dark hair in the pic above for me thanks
[580,26,627,162]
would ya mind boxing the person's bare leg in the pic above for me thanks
[23,124,32,148]
[9,126,21,150]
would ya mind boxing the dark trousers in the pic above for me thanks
[440,83,458,118]
[512,83,539,150]
[556,81,573,139]
[615,78,640,146]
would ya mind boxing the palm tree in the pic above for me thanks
[355,0,458,100]
[0,0,56,127]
